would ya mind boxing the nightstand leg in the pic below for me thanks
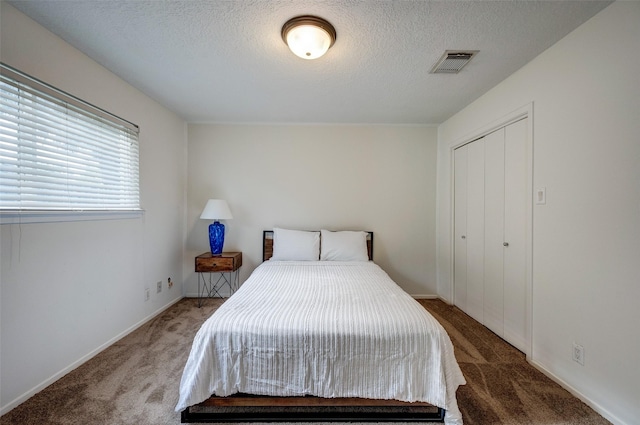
[234,269,240,292]
[197,272,203,308]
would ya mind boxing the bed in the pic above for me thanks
[176,229,465,424]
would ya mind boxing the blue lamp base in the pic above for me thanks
[208,221,225,255]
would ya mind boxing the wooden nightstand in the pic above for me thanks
[195,252,242,306]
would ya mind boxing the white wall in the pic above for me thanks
[436,2,640,424]
[185,124,438,297]
[0,3,187,414]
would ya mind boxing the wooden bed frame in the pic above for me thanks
[181,394,444,422]
[180,230,445,423]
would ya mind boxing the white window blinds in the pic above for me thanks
[0,63,140,211]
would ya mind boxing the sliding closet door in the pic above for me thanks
[464,139,485,323]
[483,128,506,337]
[503,118,528,351]
[454,147,468,312]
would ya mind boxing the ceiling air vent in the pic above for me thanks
[430,50,479,74]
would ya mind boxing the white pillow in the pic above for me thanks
[320,229,369,261]
[271,228,320,261]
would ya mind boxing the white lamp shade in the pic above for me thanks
[200,199,233,220]
[286,24,332,60]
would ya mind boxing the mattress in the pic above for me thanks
[176,261,465,425]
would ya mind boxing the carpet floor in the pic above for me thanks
[1,297,610,425]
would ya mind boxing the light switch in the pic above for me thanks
[536,187,546,205]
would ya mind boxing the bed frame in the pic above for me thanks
[180,230,445,423]
[181,394,444,422]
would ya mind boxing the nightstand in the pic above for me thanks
[195,252,242,307]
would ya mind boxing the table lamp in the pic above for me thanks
[200,199,233,255]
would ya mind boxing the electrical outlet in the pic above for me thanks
[572,342,585,366]
[157,280,162,294]
[168,277,173,288]
[144,287,150,301]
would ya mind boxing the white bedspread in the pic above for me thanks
[176,261,465,424]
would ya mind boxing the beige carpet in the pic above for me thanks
[1,298,610,425]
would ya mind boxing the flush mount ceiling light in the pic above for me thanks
[281,15,336,60]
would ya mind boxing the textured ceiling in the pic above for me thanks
[8,1,611,124]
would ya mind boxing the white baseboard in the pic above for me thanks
[411,294,439,299]
[0,296,184,416]
[184,292,231,299]
[529,359,626,425]
[437,296,454,305]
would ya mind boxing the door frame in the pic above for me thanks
[449,102,533,358]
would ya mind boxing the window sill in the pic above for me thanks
[0,210,144,225]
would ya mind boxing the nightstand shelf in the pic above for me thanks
[195,252,242,307]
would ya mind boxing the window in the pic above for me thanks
[0,63,140,221]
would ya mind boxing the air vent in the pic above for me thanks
[430,50,479,74]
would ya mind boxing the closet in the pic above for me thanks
[453,118,528,352]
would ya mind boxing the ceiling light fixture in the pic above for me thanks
[281,15,336,60]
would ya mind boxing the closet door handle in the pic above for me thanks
[503,242,509,247]
[461,235,466,239]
